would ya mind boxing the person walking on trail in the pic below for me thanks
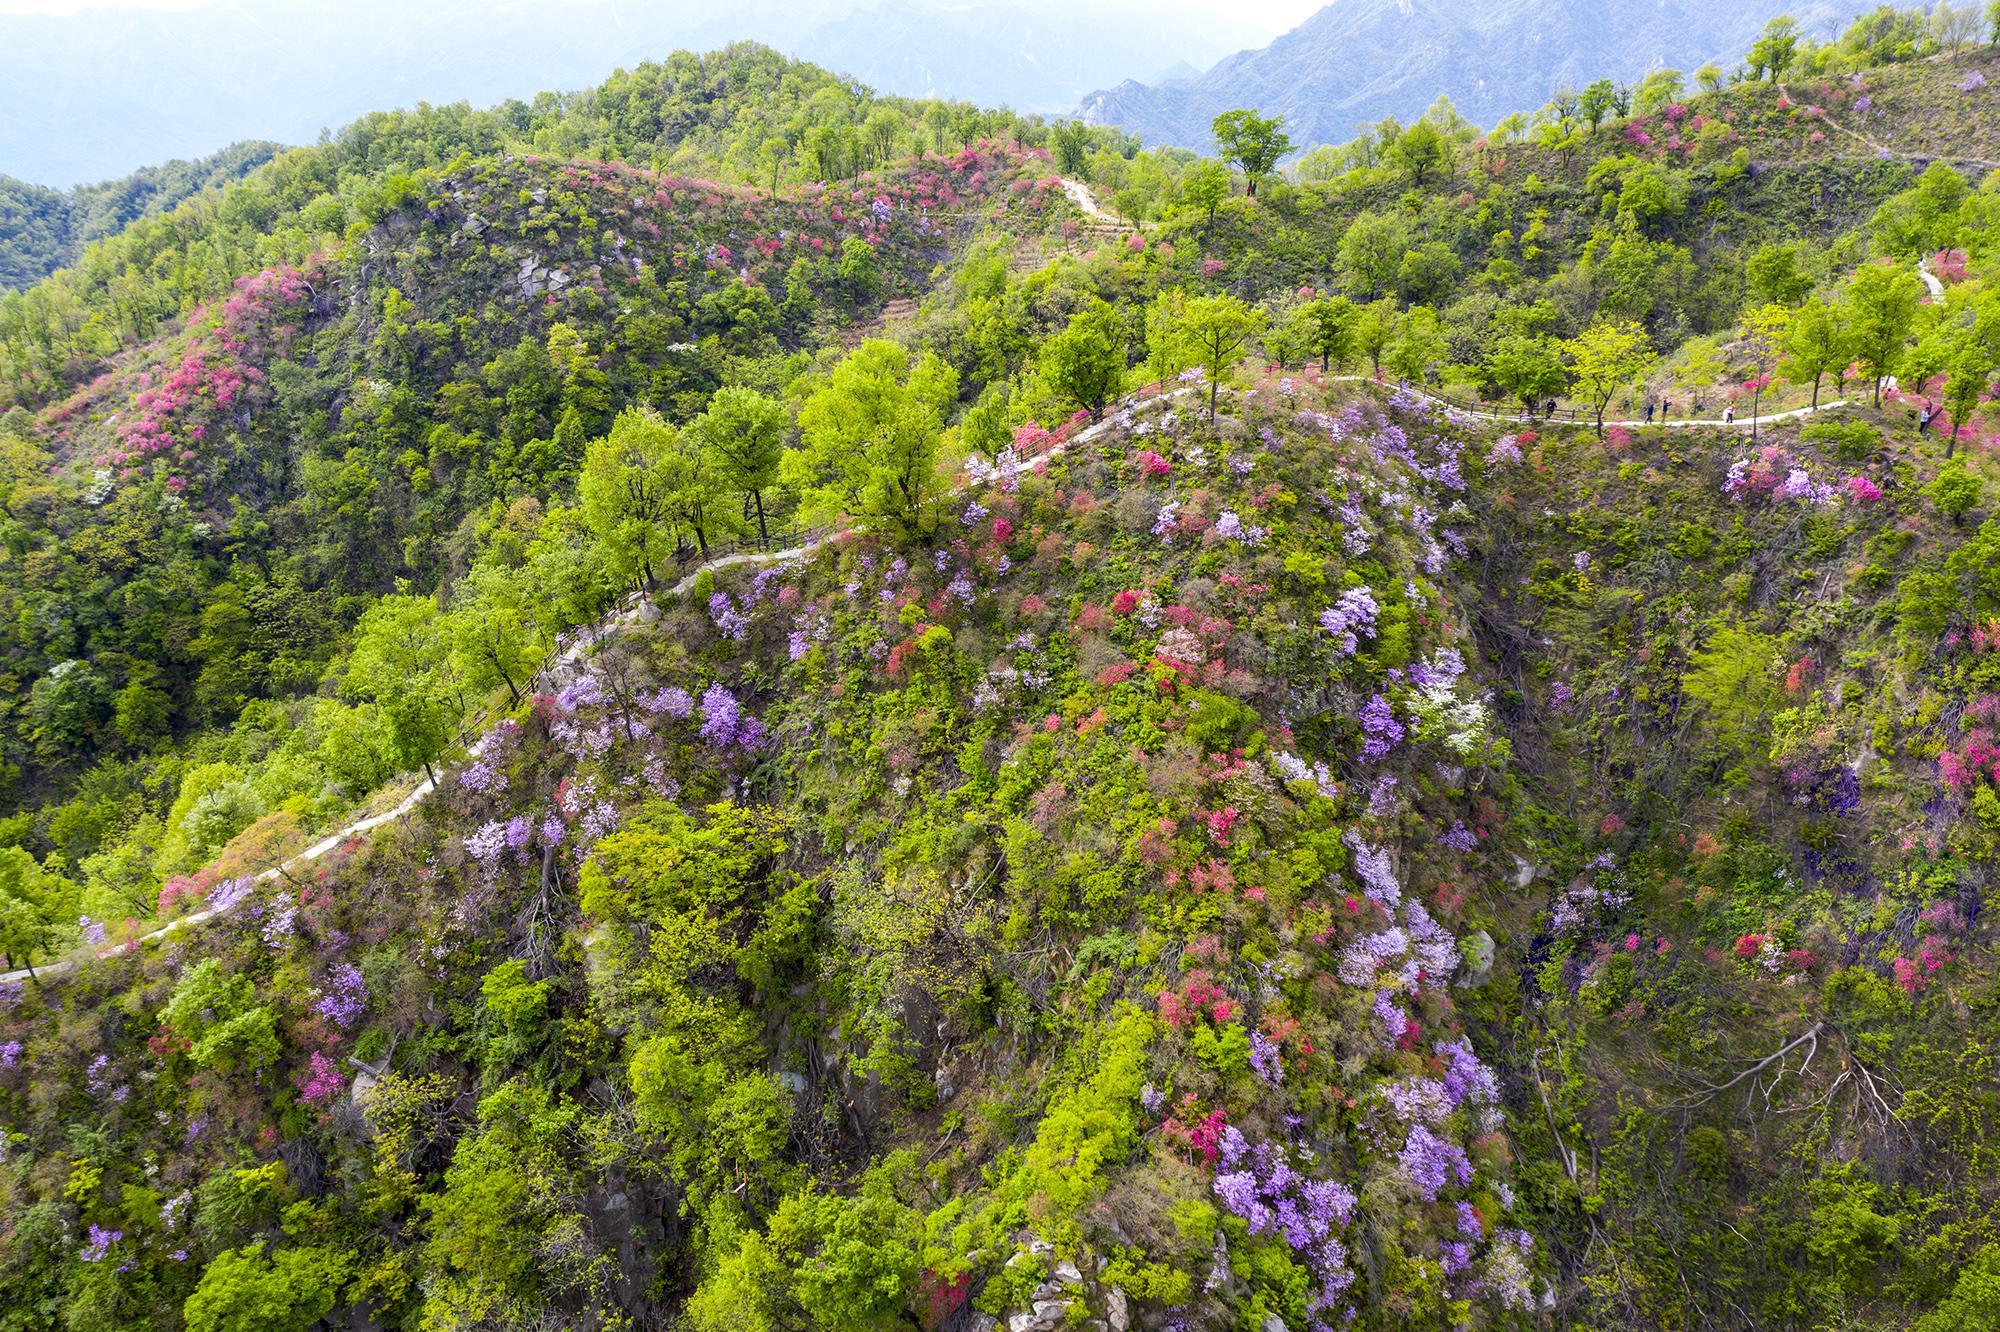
[1644,401,1655,424]
[1662,399,1672,421]
[1723,404,1735,424]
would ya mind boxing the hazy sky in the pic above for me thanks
[0,0,1330,21]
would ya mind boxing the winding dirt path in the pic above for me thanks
[2,367,1868,988]
[1,389,1192,988]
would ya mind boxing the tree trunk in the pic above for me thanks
[753,490,769,545]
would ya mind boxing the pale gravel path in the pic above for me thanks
[3,367,1865,987]
[0,389,1189,987]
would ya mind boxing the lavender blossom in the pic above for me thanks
[1318,586,1380,655]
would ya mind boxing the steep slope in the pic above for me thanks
[4,29,2000,1332]
[5,374,2000,1329]
[1079,0,1847,151]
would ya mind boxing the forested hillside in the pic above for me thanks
[0,143,282,295]
[1,17,1999,1332]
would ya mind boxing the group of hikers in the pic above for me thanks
[1514,397,1693,423]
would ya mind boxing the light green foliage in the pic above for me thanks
[1927,459,1982,522]
[1747,16,1801,79]
[1385,119,1451,185]
[1780,297,1853,408]
[690,1181,920,1332]
[693,386,789,543]
[1337,210,1409,299]
[790,339,958,536]
[1209,110,1292,196]
[341,594,460,781]
[1040,301,1126,419]
[1170,293,1264,415]
[182,1241,349,1332]
[1747,243,1814,306]
[1874,162,1973,258]
[0,845,77,969]
[958,382,1013,462]
[1297,296,1357,372]
[479,959,550,1068]
[160,959,279,1071]
[1915,1244,2000,1330]
[1683,625,1781,769]
[1486,331,1569,411]
[1844,263,1926,405]
[1178,160,1230,231]
[421,1083,601,1328]
[1562,319,1653,432]
[579,406,701,588]
[448,564,543,708]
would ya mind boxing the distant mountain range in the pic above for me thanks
[0,0,1271,186]
[1079,0,1850,152]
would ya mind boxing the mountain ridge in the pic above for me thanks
[1080,0,1851,151]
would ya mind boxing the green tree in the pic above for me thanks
[1873,161,1971,258]
[1051,120,1092,177]
[690,1182,922,1332]
[1041,301,1127,419]
[1578,79,1620,130]
[448,565,539,708]
[579,406,689,591]
[1353,300,1397,377]
[1210,109,1292,196]
[1746,242,1814,306]
[758,136,789,198]
[1179,161,1230,234]
[1142,291,1193,390]
[1633,68,1686,114]
[1916,1243,2000,1331]
[0,847,75,975]
[1942,345,1996,452]
[1779,298,1852,409]
[1747,16,1801,79]
[1386,120,1451,185]
[1563,320,1653,434]
[160,959,280,1071]
[1843,263,1924,405]
[1338,210,1410,300]
[791,339,958,537]
[342,594,459,784]
[1929,458,1982,523]
[1487,333,1570,414]
[182,1242,350,1332]
[1300,296,1358,371]
[1170,294,1265,416]
[1396,241,1462,305]
[959,382,1013,462]
[1385,305,1446,384]
[694,386,790,544]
